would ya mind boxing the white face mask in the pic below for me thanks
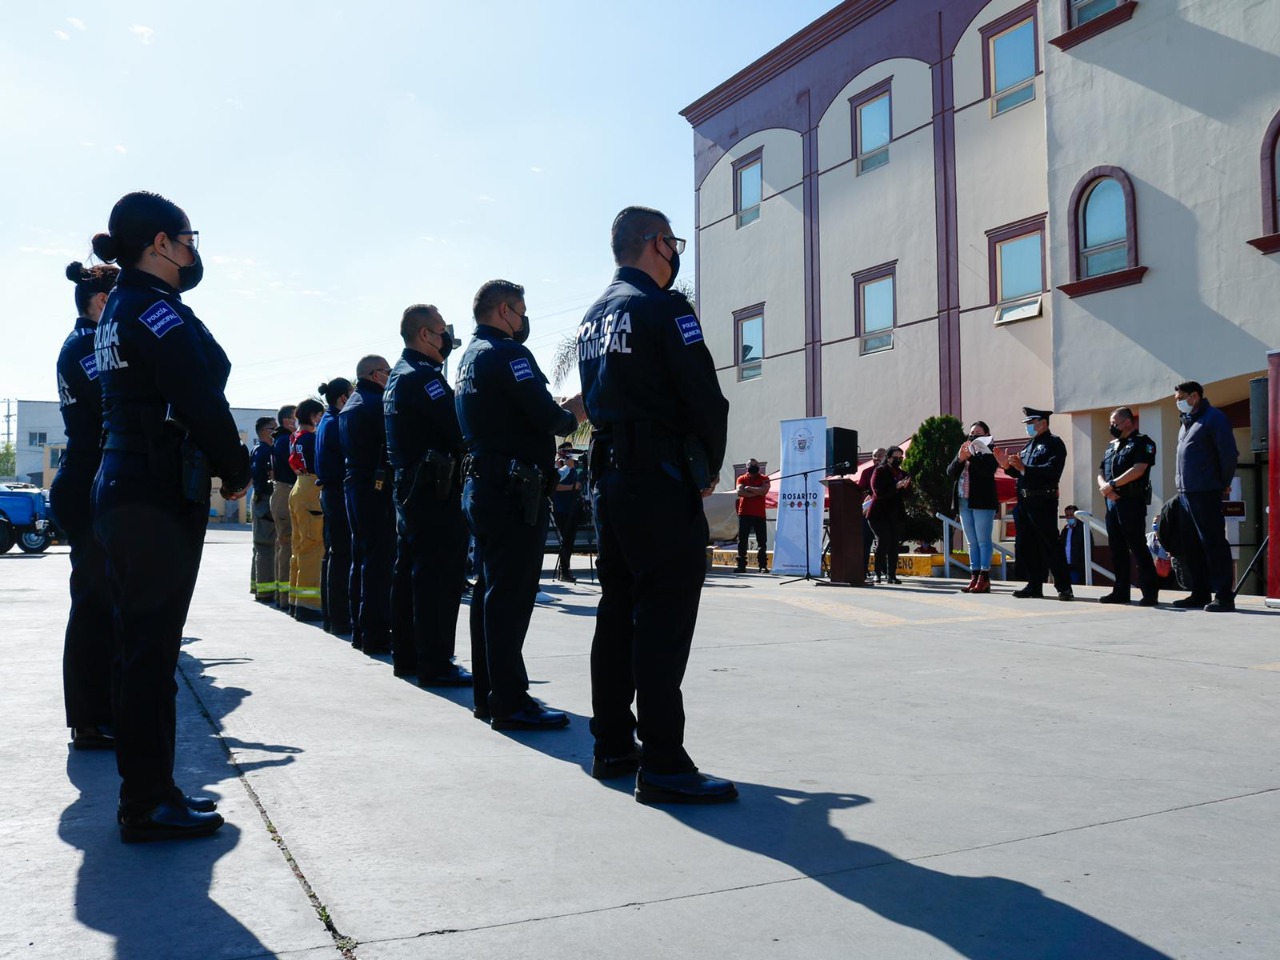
[1176,398,1194,414]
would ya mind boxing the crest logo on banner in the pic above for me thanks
[773,417,827,576]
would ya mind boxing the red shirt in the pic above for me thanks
[736,471,770,517]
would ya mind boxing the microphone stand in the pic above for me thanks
[776,460,852,585]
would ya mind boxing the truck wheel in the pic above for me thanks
[18,528,52,554]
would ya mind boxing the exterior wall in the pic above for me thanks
[13,400,62,484]
[698,128,806,484]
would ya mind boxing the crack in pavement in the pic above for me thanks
[353,784,1280,948]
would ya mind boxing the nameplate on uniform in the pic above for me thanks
[79,353,99,380]
[139,301,184,339]
[510,358,534,382]
[425,379,447,400]
[675,314,703,346]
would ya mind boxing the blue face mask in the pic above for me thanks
[1025,423,1037,437]
[1067,518,1077,526]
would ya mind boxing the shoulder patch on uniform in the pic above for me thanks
[425,379,447,400]
[1145,442,1155,454]
[510,358,534,382]
[674,314,703,346]
[79,352,99,381]
[139,301,183,339]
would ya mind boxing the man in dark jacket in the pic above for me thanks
[1173,380,1239,611]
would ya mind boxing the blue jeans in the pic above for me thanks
[958,498,996,573]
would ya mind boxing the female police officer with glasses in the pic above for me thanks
[90,191,250,842]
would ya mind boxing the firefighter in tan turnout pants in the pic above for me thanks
[288,398,326,621]
[270,404,297,611]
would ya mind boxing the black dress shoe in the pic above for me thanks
[591,746,643,780]
[119,801,225,843]
[1138,594,1159,607]
[294,607,322,624]
[635,770,738,805]
[1205,595,1236,613]
[71,726,116,751]
[887,577,903,585]
[473,706,492,722]
[418,663,474,688]
[1098,592,1130,605]
[183,794,218,813]
[1172,593,1211,609]
[490,703,570,730]
[1012,585,1044,599]
[1057,589,1075,602]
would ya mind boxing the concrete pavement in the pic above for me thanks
[2,527,1278,959]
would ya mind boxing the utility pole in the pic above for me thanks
[2,398,12,446]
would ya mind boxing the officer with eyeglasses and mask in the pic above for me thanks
[455,280,586,730]
[384,304,472,686]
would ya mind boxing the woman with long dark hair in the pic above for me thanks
[90,191,250,842]
[868,446,910,585]
[947,420,999,594]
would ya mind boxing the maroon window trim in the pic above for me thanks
[1057,164,1147,296]
[852,260,897,343]
[1049,0,1138,51]
[985,215,1046,305]
[1248,109,1280,254]
[980,1,1040,101]
[733,302,766,377]
[732,148,764,224]
[849,76,893,169]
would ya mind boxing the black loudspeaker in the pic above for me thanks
[1250,376,1268,454]
[826,427,858,472]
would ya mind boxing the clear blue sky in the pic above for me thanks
[1,1,833,415]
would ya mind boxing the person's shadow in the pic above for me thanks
[57,641,303,959]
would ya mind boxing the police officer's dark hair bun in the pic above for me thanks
[318,378,352,405]
[92,190,186,266]
[65,260,120,313]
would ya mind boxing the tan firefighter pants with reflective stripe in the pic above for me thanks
[289,474,324,613]
[271,480,294,605]
[251,494,275,597]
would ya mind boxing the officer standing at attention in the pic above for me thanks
[287,398,326,622]
[456,279,584,729]
[341,355,395,654]
[578,206,736,804]
[249,416,277,604]
[316,378,354,637]
[270,404,298,611]
[52,260,120,750]
[994,407,1074,601]
[90,190,249,841]
[385,304,472,686]
[1097,406,1160,606]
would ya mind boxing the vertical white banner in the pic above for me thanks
[773,417,827,576]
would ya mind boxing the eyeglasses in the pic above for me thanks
[643,233,686,255]
[175,230,199,251]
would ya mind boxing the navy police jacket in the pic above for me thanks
[385,348,464,472]
[339,377,389,485]
[455,326,575,475]
[1176,400,1238,493]
[55,315,103,474]
[314,407,344,487]
[577,267,728,479]
[250,440,273,497]
[94,267,249,490]
[1005,430,1067,498]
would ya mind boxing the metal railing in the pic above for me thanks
[935,512,1014,580]
[1068,510,1113,586]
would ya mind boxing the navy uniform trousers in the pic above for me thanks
[1014,497,1072,590]
[591,465,707,774]
[50,463,115,730]
[92,450,207,813]
[462,466,545,718]
[1179,491,1235,597]
[319,483,354,636]
[391,493,467,677]
[1105,497,1160,599]
[345,480,394,653]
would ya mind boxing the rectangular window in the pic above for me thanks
[987,215,1046,324]
[1071,0,1120,27]
[734,153,763,228]
[856,92,891,174]
[28,432,47,447]
[985,10,1037,116]
[736,311,763,380]
[853,262,896,355]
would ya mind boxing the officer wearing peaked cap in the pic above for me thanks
[995,406,1073,601]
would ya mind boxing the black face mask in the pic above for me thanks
[436,331,453,362]
[747,464,759,475]
[1109,424,1123,439]
[159,242,203,292]
[661,247,680,291]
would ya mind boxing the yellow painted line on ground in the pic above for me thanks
[1249,662,1280,672]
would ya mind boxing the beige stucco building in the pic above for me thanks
[684,0,1280,584]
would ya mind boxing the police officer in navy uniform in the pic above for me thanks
[456,279,584,729]
[340,355,395,654]
[316,378,353,637]
[578,206,736,804]
[385,304,472,687]
[89,190,248,841]
[249,416,277,604]
[995,407,1074,601]
[52,260,119,750]
[1097,406,1160,605]
[270,405,298,612]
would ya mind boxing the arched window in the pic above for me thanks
[1247,108,1280,254]
[1059,165,1145,297]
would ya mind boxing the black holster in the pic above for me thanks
[179,437,211,504]
[507,461,544,526]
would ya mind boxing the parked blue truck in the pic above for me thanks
[0,482,54,553]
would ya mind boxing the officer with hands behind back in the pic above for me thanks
[578,206,736,804]
[1097,406,1160,606]
[89,190,249,842]
[455,280,585,730]
[249,416,277,604]
[994,407,1074,601]
[385,304,472,687]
